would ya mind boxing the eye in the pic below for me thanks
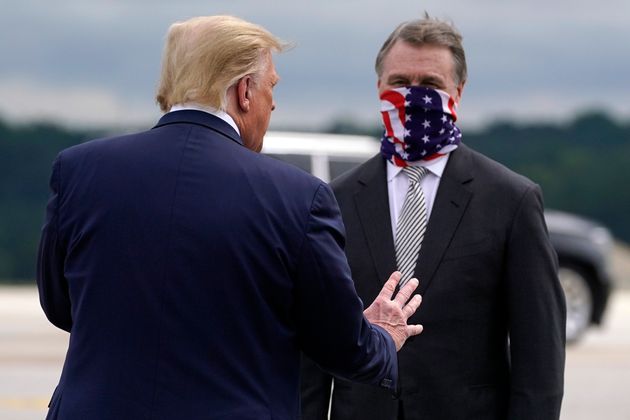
[419,78,445,90]
[387,76,409,87]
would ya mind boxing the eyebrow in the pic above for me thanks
[386,74,411,83]
[386,73,446,86]
[420,75,444,84]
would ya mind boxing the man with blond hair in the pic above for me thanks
[301,13,565,420]
[37,15,424,419]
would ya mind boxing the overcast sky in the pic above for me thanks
[1,0,629,131]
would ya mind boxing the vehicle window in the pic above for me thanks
[267,153,312,173]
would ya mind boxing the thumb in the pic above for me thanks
[407,324,423,337]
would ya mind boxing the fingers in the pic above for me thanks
[402,294,422,319]
[393,277,419,306]
[377,271,401,300]
[407,324,424,337]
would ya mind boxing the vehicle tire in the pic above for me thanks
[558,265,594,343]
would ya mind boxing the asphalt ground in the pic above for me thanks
[1,286,629,420]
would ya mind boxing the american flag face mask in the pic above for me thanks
[380,86,462,167]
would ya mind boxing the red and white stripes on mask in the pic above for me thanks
[380,86,462,167]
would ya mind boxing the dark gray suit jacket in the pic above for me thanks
[301,144,566,420]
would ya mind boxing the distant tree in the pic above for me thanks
[0,119,98,281]
[1,111,628,282]
[324,117,383,138]
[464,111,630,241]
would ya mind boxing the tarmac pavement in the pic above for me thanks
[1,286,629,419]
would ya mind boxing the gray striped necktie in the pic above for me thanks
[395,166,429,286]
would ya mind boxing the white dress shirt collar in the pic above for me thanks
[386,154,450,182]
[169,103,240,136]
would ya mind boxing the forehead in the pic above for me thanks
[381,41,455,80]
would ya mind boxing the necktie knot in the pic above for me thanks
[402,166,428,185]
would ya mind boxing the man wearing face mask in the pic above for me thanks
[301,13,566,420]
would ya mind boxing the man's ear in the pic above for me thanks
[237,76,252,112]
[455,79,466,104]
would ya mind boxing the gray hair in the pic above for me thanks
[375,13,467,85]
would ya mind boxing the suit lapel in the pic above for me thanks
[353,156,397,287]
[414,146,474,295]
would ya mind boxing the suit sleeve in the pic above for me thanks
[295,183,398,392]
[37,155,72,332]
[506,184,566,419]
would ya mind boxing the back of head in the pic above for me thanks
[156,15,285,112]
[375,13,467,85]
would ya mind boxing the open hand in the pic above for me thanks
[363,271,423,351]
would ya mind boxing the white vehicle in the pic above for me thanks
[262,131,379,182]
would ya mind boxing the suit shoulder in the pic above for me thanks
[463,145,537,193]
[330,154,382,195]
[59,130,144,161]
[253,152,324,190]
[232,150,327,212]
[330,165,361,191]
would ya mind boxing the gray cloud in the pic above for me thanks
[1,0,628,129]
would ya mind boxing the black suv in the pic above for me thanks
[545,210,614,342]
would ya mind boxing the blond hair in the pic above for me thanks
[375,13,467,85]
[156,15,285,112]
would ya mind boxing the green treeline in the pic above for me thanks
[464,112,630,246]
[0,120,101,281]
[1,112,629,281]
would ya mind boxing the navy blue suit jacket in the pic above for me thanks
[37,110,397,420]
